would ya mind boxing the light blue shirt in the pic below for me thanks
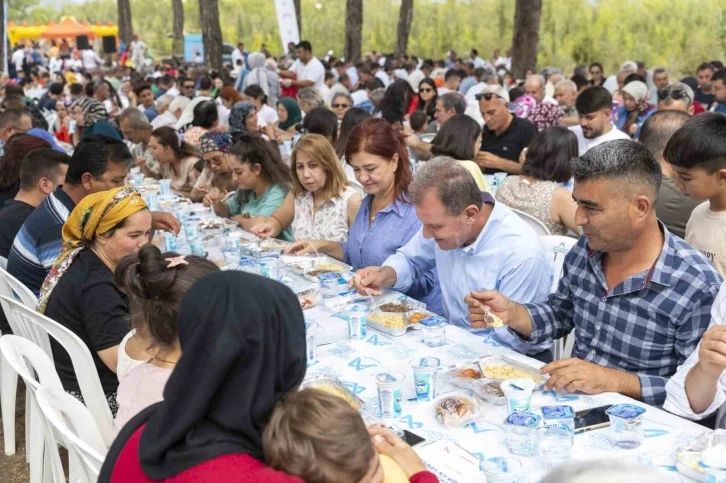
[383,196,554,355]
[341,195,442,315]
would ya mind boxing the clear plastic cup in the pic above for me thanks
[345,314,366,340]
[504,411,540,457]
[480,456,522,483]
[305,321,317,366]
[222,248,240,268]
[160,179,172,196]
[258,257,280,280]
[189,238,205,257]
[175,210,189,225]
[162,232,177,252]
[133,172,144,187]
[420,316,447,347]
[409,357,440,402]
[538,424,573,468]
[501,379,535,415]
[606,404,645,449]
[184,223,198,242]
[142,192,159,210]
[375,372,405,420]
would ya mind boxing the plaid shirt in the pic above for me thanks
[521,225,723,406]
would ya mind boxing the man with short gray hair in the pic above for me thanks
[351,156,554,358]
[467,140,722,406]
[554,80,578,119]
[117,107,155,170]
[407,92,467,158]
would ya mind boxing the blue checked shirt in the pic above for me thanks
[520,224,723,406]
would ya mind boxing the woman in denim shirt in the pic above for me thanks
[286,118,442,314]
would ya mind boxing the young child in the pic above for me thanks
[263,388,438,483]
[664,112,726,276]
[409,110,429,136]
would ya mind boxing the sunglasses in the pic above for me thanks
[183,85,195,89]
[332,103,350,109]
[420,88,434,93]
[475,92,503,101]
[658,89,691,102]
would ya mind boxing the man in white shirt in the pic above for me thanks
[11,47,24,74]
[129,35,147,68]
[437,69,461,96]
[231,42,246,68]
[665,282,726,429]
[469,49,491,71]
[279,40,326,95]
[407,59,434,93]
[150,95,177,129]
[569,86,630,156]
[81,48,103,70]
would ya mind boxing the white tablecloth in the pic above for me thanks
[151,198,706,482]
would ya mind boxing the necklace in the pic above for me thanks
[152,354,178,365]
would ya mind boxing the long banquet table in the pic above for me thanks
[149,196,707,483]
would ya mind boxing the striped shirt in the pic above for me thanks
[520,224,722,406]
[7,186,75,296]
[664,281,726,428]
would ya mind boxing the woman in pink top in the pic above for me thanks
[113,244,219,433]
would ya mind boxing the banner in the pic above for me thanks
[274,0,300,49]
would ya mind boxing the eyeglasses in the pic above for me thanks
[332,103,350,109]
[475,92,503,101]
[420,88,434,93]
[658,89,691,103]
[183,84,195,89]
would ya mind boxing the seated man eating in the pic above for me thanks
[350,156,554,359]
[466,140,722,406]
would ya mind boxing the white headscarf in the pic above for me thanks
[622,81,648,104]
[244,52,270,97]
[174,96,212,130]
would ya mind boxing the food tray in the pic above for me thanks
[259,239,290,251]
[300,376,364,410]
[365,295,427,337]
[477,355,548,389]
[297,256,353,280]
[442,361,484,391]
[471,379,507,406]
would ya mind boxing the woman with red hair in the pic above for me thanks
[286,118,442,313]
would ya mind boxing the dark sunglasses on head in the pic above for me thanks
[658,89,691,102]
[332,103,350,108]
[475,92,503,101]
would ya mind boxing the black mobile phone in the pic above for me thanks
[574,405,613,434]
[402,430,426,447]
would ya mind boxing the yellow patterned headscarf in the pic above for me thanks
[37,186,147,313]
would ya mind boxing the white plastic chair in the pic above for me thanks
[0,296,115,448]
[510,207,551,237]
[541,236,578,360]
[0,256,7,270]
[35,387,107,483]
[0,266,42,458]
[0,335,65,483]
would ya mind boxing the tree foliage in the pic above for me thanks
[11,0,726,76]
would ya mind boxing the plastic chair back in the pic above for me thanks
[35,387,107,483]
[540,236,578,360]
[0,296,114,448]
[0,267,48,357]
[0,335,66,482]
[0,256,7,270]
[510,207,552,237]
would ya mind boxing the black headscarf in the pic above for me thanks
[99,271,307,480]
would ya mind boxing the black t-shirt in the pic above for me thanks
[0,199,35,336]
[480,115,538,174]
[0,184,20,208]
[695,89,716,110]
[44,249,130,393]
[0,199,34,259]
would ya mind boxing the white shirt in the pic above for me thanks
[166,86,180,98]
[375,70,391,87]
[258,104,279,125]
[351,89,369,105]
[407,69,426,93]
[465,82,488,102]
[664,281,726,429]
[130,40,147,62]
[569,124,630,156]
[231,48,245,67]
[472,57,492,70]
[81,49,103,70]
[437,87,453,96]
[290,57,326,94]
[11,50,24,71]
[346,65,359,86]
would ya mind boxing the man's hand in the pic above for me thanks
[697,325,726,378]
[202,189,226,207]
[150,211,181,235]
[541,358,619,395]
[368,427,427,479]
[465,290,514,329]
[349,266,393,296]
[250,220,277,239]
[135,156,147,168]
[286,240,321,256]
[475,151,505,170]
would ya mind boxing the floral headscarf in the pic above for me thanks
[37,186,147,313]
[199,131,233,155]
[229,101,256,134]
